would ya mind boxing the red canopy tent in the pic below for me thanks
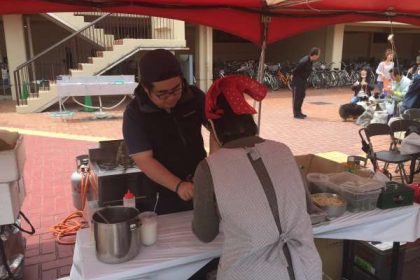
[1,0,419,126]
[0,0,419,45]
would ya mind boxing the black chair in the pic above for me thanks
[359,123,412,183]
[389,119,420,146]
[402,108,420,121]
[390,119,420,183]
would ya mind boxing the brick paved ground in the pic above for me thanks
[0,87,409,279]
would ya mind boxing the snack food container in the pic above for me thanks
[311,193,347,218]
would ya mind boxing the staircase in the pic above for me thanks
[43,13,114,49]
[15,12,186,113]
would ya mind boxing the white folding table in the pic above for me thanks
[55,75,137,117]
[70,204,420,280]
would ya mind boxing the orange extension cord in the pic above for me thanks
[49,170,97,245]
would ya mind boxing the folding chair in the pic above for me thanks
[390,119,420,183]
[389,119,420,147]
[402,108,420,122]
[359,123,412,183]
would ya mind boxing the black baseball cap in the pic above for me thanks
[139,49,182,84]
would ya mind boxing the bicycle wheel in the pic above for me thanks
[267,74,280,91]
[270,76,280,91]
[311,73,323,89]
[286,77,292,91]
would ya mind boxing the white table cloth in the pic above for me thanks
[56,75,137,97]
[313,203,420,242]
[70,211,223,280]
[56,83,137,97]
[70,204,420,280]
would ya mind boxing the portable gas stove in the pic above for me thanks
[88,140,144,206]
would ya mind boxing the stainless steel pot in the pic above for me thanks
[92,206,140,264]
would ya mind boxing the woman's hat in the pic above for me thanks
[205,75,267,120]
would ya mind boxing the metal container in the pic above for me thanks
[311,193,347,218]
[92,206,140,264]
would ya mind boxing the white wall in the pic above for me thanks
[342,31,420,64]
[211,25,420,67]
[211,27,329,64]
[342,32,371,60]
[213,42,259,63]
[266,28,328,63]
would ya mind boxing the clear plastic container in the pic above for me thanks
[339,188,381,212]
[329,172,383,191]
[331,173,383,212]
[307,172,385,212]
[306,173,333,193]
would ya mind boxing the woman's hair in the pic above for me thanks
[360,67,372,82]
[212,94,258,144]
[310,47,320,56]
[384,49,394,61]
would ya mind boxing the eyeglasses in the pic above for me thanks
[152,83,183,100]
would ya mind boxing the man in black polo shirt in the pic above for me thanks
[291,47,321,119]
[123,49,207,214]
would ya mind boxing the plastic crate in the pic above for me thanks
[352,240,420,280]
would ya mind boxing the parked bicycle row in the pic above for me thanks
[213,60,293,91]
[212,60,379,91]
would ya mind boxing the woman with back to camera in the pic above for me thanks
[192,75,322,280]
[376,49,394,96]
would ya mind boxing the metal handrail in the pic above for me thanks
[13,13,111,105]
[13,13,176,106]
[14,13,111,72]
[95,46,188,76]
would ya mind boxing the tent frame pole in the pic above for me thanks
[256,15,270,135]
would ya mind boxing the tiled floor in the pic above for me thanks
[0,87,408,279]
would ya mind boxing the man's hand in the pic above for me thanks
[177,181,194,201]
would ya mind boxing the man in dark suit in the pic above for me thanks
[291,47,321,119]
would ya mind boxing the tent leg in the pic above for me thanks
[255,15,270,135]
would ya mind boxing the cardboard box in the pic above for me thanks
[296,154,346,280]
[0,130,25,183]
[295,154,346,176]
[315,239,343,280]
[0,177,26,225]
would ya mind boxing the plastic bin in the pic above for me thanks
[339,188,381,212]
[332,173,383,212]
[307,172,384,212]
[306,173,332,193]
[329,172,383,190]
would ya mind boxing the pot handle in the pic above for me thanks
[130,218,141,231]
